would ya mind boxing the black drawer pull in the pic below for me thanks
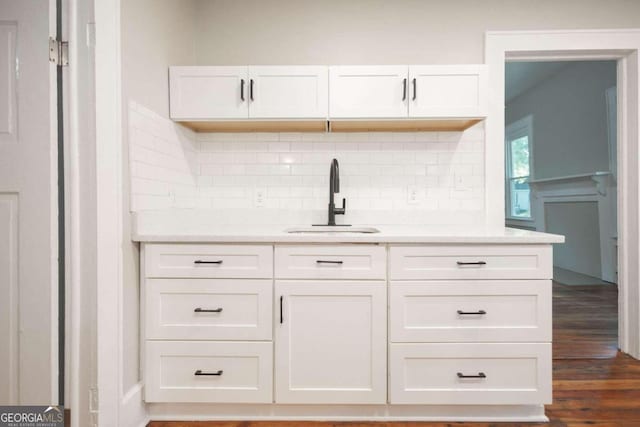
[316,260,343,264]
[280,295,284,324]
[457,372,486,379]
[194,307,223,313]
[457,310,486,315]
[194,260,223,265]
[240,79,245,101]
[194,370,223,376]
[456,261,487,266]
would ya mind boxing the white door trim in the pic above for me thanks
[94,0,149,425]
[95,0,123,425]
[485,29,640,358]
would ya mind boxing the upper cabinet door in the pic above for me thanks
[329,66,409,118]
[409,65,488,118]
[169,66,249,120]
[248,66,328,119]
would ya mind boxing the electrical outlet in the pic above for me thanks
[407,185,420,205]
[254,187,266,207]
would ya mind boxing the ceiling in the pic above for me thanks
[505,61,571,103]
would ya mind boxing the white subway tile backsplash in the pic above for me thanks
[128,102,486,224]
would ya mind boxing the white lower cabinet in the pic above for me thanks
[389,280,552,342]
[145,341,273,403]
[141,241,555,419]
[274,280,387,404]
[389,343,552,405]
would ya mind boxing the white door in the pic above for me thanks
[274,281,387,404]
[0,1,58,405]
[248,66,328,118]
[408,65,488,118]
[169,66,249,120]
[329,65,408,118]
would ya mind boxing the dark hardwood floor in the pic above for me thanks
[150,281,640,427]
[552,281,618,359]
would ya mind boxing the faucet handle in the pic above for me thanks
[336,198,346,215]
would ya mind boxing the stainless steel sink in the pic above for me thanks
[285,226,380,234]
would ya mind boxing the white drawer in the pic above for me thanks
[389,343,551,405]
[275,245,386,280]
[390,280,551,342]
[145,279,272,341]
[389,245,552,280]
[144,341,273,403]
[145,244,273,279]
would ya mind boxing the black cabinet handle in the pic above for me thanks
[457,372,486,379]
[279,295,283,324]
[250,79,254,101]
[240,79,245,101]
[457,310,486,315]
[194,370,223,376]
[316,260,343,264]
[412,78,417,100]
[402,78,407,101]
[194,260,223,265]
[456,261,487,266]
[194,307,223,313]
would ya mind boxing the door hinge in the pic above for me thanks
[49,37,69,66]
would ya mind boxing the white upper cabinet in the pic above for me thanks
[329,66,409,118]
[169,66,249,120]
[170,66,328,120]
[409,65,488,118]
[169,64,488,129]
[248,66,328,118]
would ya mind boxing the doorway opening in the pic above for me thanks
[504,60,618,359]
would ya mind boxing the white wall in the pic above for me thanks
[117,1,640,421]
[506,61,617,180]
[193,0,640,65]
[120,0,197,399]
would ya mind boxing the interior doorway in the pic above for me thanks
[485,29,640,360]
[503,60,619,358]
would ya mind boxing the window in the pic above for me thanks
[506,115,533,219]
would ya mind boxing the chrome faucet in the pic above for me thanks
[327,158,346,226]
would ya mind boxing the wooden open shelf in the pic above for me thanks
[329,118,482,132]
[178,120,328,133]
[178,118,484,133]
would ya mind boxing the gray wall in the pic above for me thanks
[120,0,197,391]
[194,0,640,65]
[506,61,617,180]
[546,202,602,278]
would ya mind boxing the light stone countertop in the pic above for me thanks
[132,210,564,244]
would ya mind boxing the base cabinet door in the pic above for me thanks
[275,281,387,404]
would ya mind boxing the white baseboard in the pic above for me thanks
[121,382,148,427]
[147,403,548,422]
